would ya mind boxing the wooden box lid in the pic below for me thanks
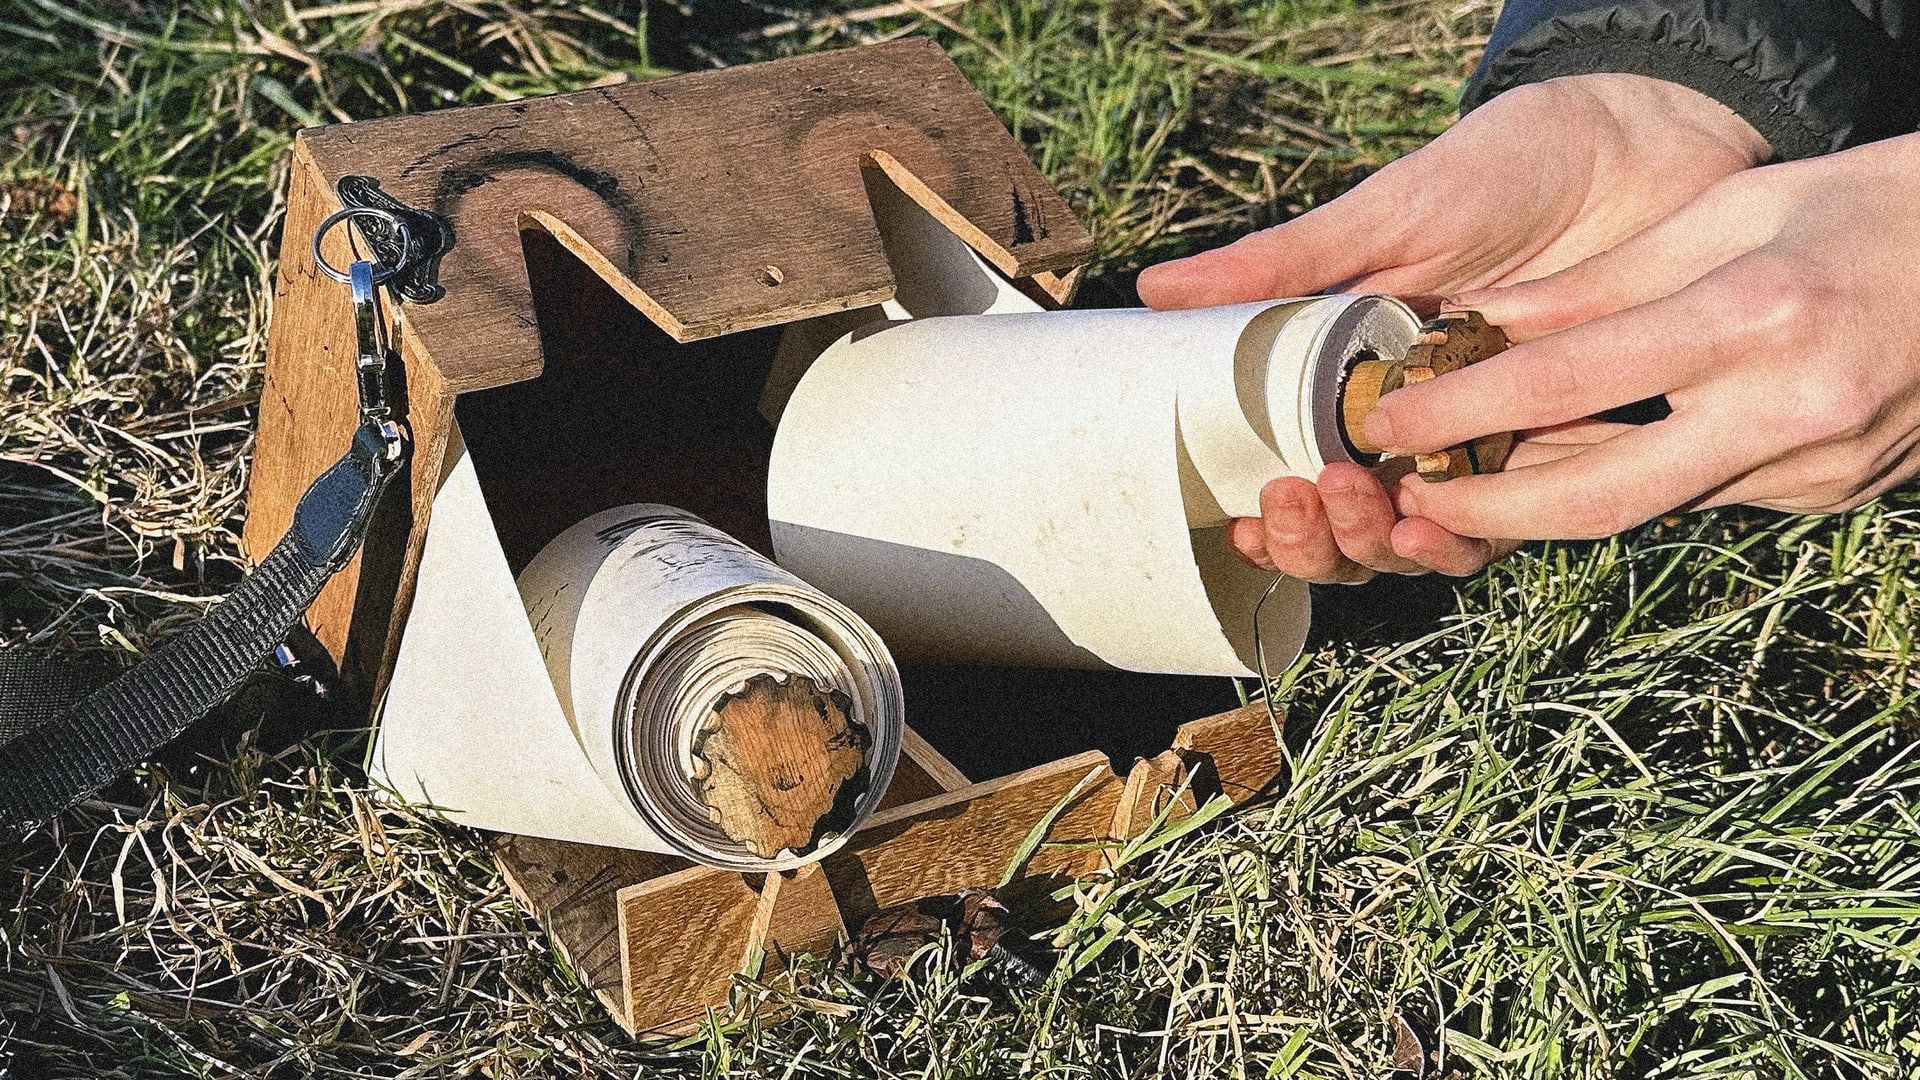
[295,37,1094,393]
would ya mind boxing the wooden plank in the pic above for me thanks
[342,344,453,697]
[615,865,769,1034]
[1111,748,1198,842]
[295,38,1093,393]
[758,862,844,966]
[242,147,460,692]
[876,727,971,810]
[901,727,971,792]
[241,152,362,664]
[1172,704,1286,804]
[492,834,690,1029]
[493,705,1283,1037]
[821,751,1126,926]
[879,755,949,811]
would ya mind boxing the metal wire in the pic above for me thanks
[1249,573,1289,732]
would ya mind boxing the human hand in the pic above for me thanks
[1136,73,1769,582]
[1377,131,1920,542]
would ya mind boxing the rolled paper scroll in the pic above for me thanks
[767,294,1420,678]
[517,505,904,870]
[371,459,902,871]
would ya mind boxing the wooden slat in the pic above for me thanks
[820,751,1126,926]
[758,862,844,965]
[492,834,691,1028]
[1172,704,1286,804]
[241,152,363,664]
[242,148,462,693]
[493,704,1285,1036]
[295,38,1093,394]
[1111,748,1198,842]
[901,727,971,791]
[248,40,1093,692]
[878,755,949,811]
[614,866,769,1034]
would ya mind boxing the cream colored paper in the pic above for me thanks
[760,174,1043,427]
[372,435,902,867]
[516,504,903,871]
[767,304,1315,678]
[371,424,670,851]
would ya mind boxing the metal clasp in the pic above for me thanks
[348,260,408,462]
[313,205,417,462]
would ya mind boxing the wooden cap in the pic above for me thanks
[690,672,870,858]
[1340,357,1403,456]
[1335,311,1514,481]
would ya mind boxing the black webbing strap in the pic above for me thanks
[0,421,402,842]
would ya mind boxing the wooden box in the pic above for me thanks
[244,39,1285,1035]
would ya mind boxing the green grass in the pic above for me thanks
[5,1,1920,1076]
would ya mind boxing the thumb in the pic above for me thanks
[1137,186,1403,310]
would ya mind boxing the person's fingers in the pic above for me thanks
[1741,443,1920,514]
[1138,204,1386,309]
[1516,418,1639,448]
[1698,424,1920,511]
[1137,158,1438,309]
[1248,476,1374,583]
[1227,515,1277,570]
[1388,517,1519,576]
[1316,463,1427,574]
[1393,409,1772,539]
[1365,254,1797,455]
[1449,171,1780,341]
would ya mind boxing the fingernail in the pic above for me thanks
[1266,495,1306,536]
[1363,408,1395,449]
[1390,475,1423,515]
[1320,487,1360,527]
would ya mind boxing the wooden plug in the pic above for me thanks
[1336,310,1514,482]
[691,673,870,859]
[1340,358,1403,456]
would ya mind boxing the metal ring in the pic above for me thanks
[311,206,410,285]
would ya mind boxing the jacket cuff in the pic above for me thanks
[1461,0,1920,160]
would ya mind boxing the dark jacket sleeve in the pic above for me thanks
[1461,0,1920,159]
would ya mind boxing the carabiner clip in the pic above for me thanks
[349,259,408,461]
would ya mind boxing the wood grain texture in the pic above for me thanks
[1171,704,1286,804]
[878,727,973,810]
[820,752,1126,927]
[756,862,844,968]
[243,147,462,694]
[295,37,1093,392]
[242,150,364,663]
[693,673,868,858]
[1112,748,1199,841]
[900,727,971,793]
[491,834,691,1028]
[535,704,1285,1035]
[615,865,770,1034]
[878,755,948,810]
[250,39,1092,694]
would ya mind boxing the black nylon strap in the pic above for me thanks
[0,422,402,842]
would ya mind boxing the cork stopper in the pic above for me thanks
[689,672,870,858]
